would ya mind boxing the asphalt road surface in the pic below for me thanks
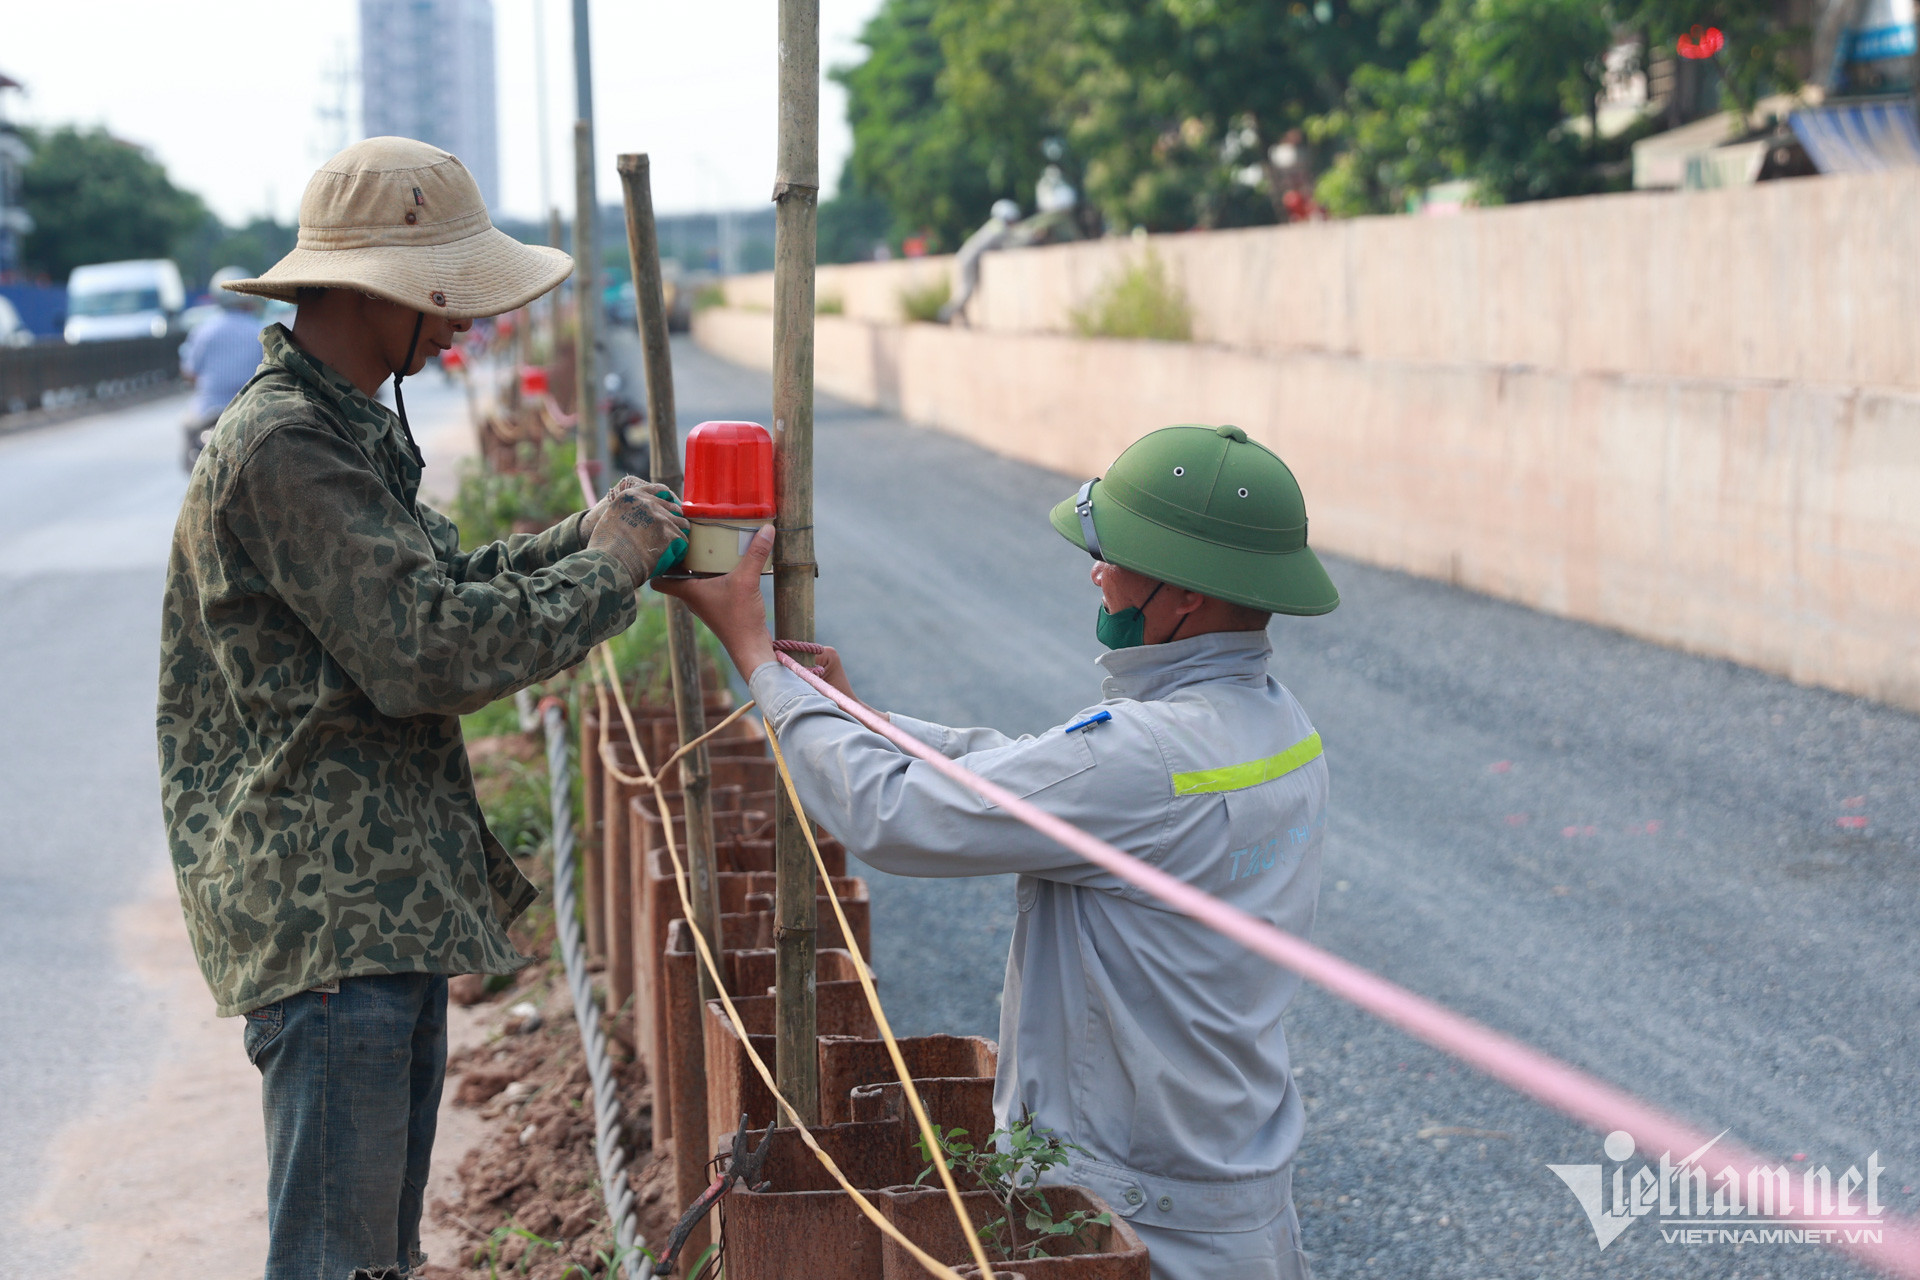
[0,373,472,1274]
[0,394,194,1272]
[2,342,1913,1280]
[665,338,1918,1280]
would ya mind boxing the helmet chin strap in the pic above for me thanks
[390,310,427,469]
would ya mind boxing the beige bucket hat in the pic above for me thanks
[223,137,570,320]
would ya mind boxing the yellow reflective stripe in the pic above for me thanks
[1171,732,1324,796]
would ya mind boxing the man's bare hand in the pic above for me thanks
[796,643,863,706]
[587,484,688,583]
[654,525,778,677]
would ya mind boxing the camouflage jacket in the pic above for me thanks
[158,324,637,1016]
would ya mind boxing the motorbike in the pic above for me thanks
[181,414,219,473]
[604,370,652,480]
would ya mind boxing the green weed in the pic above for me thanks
[1069,249,1193,342]
[914,1116,1114,1261]
[898,275,951,324]
[461,697,525,742]
[477,1219,675,1278]
[450,440,586,551]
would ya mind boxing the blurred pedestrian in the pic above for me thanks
[157,137,687,1280]
[938,198,1019,325]
[177,265,264,470]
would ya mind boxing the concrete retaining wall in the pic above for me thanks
[697,172,1920,711]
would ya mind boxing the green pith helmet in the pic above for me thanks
[1049,424,1339,615]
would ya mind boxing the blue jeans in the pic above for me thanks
[243,974,449,1280]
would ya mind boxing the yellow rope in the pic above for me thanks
[597,698,759,789]
[588,652,979,1280]
[764,720,999,1280]
[662,699,760,774]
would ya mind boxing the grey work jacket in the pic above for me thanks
[748,629,1326,1235]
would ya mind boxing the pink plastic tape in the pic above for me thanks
[578,445,1919,1273]
[771,644,1920,1277]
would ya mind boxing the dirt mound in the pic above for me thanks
[416,743,686,1280]
[421,967,683,1279]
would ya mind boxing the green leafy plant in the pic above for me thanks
[913,1117,1114,1261]
[477,1211,699,1278]
[692,283,728,311]
[480,1222,587,1278]
[1069,248,1193,342]
[461,696,526,741]
[478,757,552,859]
[899,274,952,323]
[816,292,847,315]
[450,439,585,551]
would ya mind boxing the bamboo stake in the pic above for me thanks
[572,120,602,480]
[771,0,822,1125]
[616,152,725,1002]
[547,207,564,357]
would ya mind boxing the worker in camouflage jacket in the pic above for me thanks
[157,137,685,1280]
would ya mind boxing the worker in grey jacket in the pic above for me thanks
[662,424,1339,1279]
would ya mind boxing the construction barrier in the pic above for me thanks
[555,461,1917,1277]
[0,334,182,417]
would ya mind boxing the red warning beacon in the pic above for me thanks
[681,419,776,574]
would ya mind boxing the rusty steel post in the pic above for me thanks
[771,0,821,1126]
[616,152,726,1003]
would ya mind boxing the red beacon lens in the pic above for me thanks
[683,420,776,518]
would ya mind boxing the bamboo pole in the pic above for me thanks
[572,120,601,480]
[547,207,564,359]
[616,152,725,1002]
[569,0,606,482]
[771,0,822,1126]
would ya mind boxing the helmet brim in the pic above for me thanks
[221,226,572,321]
[1050,490,1340,616]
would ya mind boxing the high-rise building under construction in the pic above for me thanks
[359,0,500,211]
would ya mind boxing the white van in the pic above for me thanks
[64,259,186,343]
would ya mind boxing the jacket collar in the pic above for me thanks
[261,323,421,494]
[1095,629,1274,702]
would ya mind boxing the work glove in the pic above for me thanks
[580,475,667,543]
[587,483,690,584]
[648,488,688,576]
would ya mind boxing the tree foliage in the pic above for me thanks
[19,126,208,281]
[818,191,894,264]
[175,214,298,291]
[835,0,1807,236]
[1070,0,1431,228]
[833,0,997,252]
[1315,0,1623,213]
[1315,0,1806,215]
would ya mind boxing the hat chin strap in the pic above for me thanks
[390,310,427,469]
[1074,479,1105,562]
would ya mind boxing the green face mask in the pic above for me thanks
[1095,582,1164,650]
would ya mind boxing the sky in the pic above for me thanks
[3,0,884,226]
